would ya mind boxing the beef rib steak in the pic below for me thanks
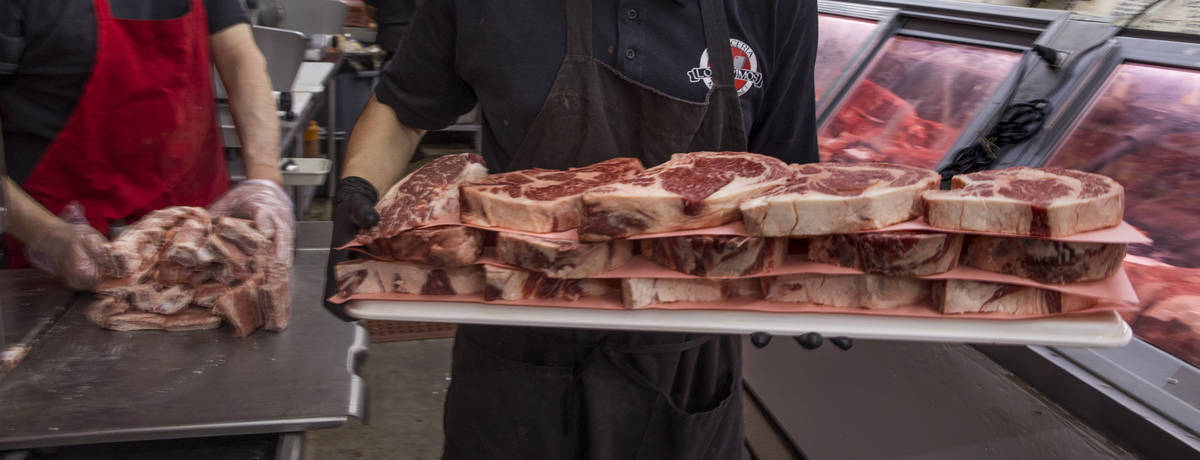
[764,274,930,309]
[808,232,962,276]
[640,235,787,277]
[335,259,484,297]
[740,162,939,236]
[923,167,1124,237]
[460,158,644,233]
[961,236,1126,284]
[579,152,791,241]
[621,277,762,309]
[484,265,619,301]
[934,279,1097,315]
[366,226,484,267]
[496,232,632,279]
[351,153,488,246]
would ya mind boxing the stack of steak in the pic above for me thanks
[88,207,289,337]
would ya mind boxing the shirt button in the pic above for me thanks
[625,48,637,60]
[626,8,639,20]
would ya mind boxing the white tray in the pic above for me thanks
[282,158,332,186]
[346,301,1132,348]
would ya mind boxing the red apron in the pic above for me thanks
[7,0,229,266]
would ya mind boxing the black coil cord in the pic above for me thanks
[938,0,1169,184]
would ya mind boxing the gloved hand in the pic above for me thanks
[749,332,853,351]
[209,179,295,266]
[26,202,109,291]
[324,176,380,321]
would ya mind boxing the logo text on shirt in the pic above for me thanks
[688,38,763,97]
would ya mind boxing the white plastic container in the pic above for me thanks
[281,158,332,186]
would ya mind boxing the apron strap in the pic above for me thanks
[699,0,736,90]
[564,0,592,58]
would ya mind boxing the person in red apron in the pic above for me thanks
[328,0,819,457]
[1,0,292,288]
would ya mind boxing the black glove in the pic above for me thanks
[324,176,380,321]
[748,332,853,351]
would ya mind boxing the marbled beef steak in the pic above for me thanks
[934,279,1097,315]
[640,235,787,277]
[808,232,962,276]
[579,152,791,241]
[460,158,643,233]
[335,259,484,297]
[483,265,619,301]
[366,226,484,267]
[496,232,632,279]
[351,153,487,246]
[621,277,762,309]
[740,162,939,236]
[924,167,1124,237]
[764,274,930,309]
[961,236,1126,284]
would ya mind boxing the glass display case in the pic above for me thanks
[814,14,881,102]
[1042,62,1200,367]
[817,36,1022,167]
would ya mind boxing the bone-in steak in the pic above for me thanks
[461,158,643,233]
[366,226,484,267]
[496,232,632,279]
[934,279,1097,315]
[740,162,938,236]
[764,274,930,309]
[579,152,791,241]
[335,259,484,297]
[621,278,762,309]
[808,232,962,276]
[962,236,1126,284]
[640,235,786,277]
[923,167,1124,237]
[351,153,488,246]
[484,265,619,301]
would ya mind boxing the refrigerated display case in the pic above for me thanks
[814,2,897,115]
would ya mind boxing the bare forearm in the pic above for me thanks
[212,25,282,185]
[3,177,65,243]
[342,96,425,194]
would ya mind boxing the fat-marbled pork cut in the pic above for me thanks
[621,278,761,309]
[764,274,930,309]
[484,265,619,301]
[496,233,632,278]
[808,232,962,276]
[579,152,791,241]
[740,162,939,236]
[335,259,483,297]
[934,280,1097,315]
[461,158,643,233]
[350,153,488,246]
[923,167,1124,237]
[640,235,786,277]
[961,236,1126,284]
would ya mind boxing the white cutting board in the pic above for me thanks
[345,301,1131,348]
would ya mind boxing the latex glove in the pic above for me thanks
[749,332,853,351]
[209,179,295,266]
[26,202,109,291]
[324,176,380,321]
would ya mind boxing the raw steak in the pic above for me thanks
[129,285,194,315]
[258,260,292,331]
[483,265,619,301]
[640,236,786,277]
[162,214,214,268]
[88,297,221,332]
[335,259,484,297]
[496,232,632,278]
[764,274,929,309]
[924,167,1125,237]
[366,226,484,266]
[740,162,939,236]
[351,153,488,246]
[461,158,643,232]
[213,281,265,337]
[579,152,791,241]
[808,232,962,276]
[212,216,270,255]
[934,280,1097,315]
[962,236,1126,284]
[621,278,761,309]
[105,207,207,278]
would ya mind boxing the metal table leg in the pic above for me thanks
[327,76,338,199]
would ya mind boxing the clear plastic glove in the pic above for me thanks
[26,202,109,291]
[208,179,295,266]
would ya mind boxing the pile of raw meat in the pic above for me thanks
[87,207,289,337]
[335,152,1132,317]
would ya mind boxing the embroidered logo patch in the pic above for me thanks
[687,38,763,96]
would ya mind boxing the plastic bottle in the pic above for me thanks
[303,121,321,158]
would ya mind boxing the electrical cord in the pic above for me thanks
[937,0,1169,183]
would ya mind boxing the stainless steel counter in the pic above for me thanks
[0,222,365,451]
[0,271,75,375]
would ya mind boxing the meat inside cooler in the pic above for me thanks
[1044,62,1200,366]
[818,36,1021,168]
[814,14,880,102]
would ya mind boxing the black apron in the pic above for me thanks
[444,0,748,458]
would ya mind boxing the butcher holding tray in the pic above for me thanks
[324,0,822,458]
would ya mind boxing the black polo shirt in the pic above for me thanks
[0,0,246,183]
[376,0,818,170]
